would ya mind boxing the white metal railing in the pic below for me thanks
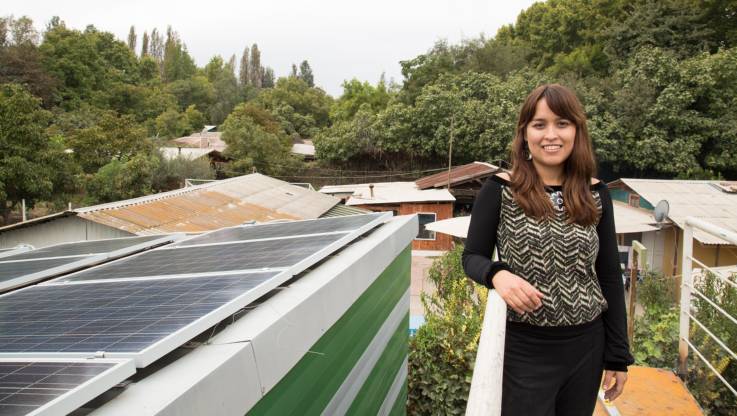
[678,216,737,397]
[466,290,507,415]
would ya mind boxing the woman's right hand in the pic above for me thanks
[491,270,545,315]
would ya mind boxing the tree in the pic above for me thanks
[66,110,151,173]
[298,60,314,87]
[261,67,275,88]
[221,102,295,176]
[330,77,392,121]
[0,16,58,105]
[290,63,298,78]
[162,26,196,82]
[239,46,250,86]
[149,27,164,67]
[255,76,332,139]
[127,25,136,51]
[87,153,159,203]
[249,43,262,88]
[140,30,149,57]
[0,83,70,223]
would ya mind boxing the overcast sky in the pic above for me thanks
[8,0,537,96]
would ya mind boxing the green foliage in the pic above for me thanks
[66,110,151,173]
[152,153,215,191]
[330,77,392,121]
[408,245,487,415]
[687,271,737,415]
[255,76,332,139]
[631,270,737,415]
[0,83,76,222]
[221,103,298,176]
[86,153,159,203]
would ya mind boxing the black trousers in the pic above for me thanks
[501,317,605,416]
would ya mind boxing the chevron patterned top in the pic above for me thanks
[497,182,608,326]
[463,174,635,370]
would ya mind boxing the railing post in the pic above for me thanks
[678,223,693,378]
[628,241,647,345]
[466,290,507,416]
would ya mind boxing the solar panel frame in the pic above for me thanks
[0,235,184,294]
[0,212,392,367]
[172,212,387,248]
[0,245,34,260]
[0,358,135,416]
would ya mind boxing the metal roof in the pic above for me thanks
[172,132,227,151]
[612,200,660,234]
[617,178,737,244]
[321,182,455,206]
[159,147,221,161]
[415,162,499,190]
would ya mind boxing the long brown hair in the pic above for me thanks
[509,84,599,226]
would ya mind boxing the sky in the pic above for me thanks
[7,0,537,97]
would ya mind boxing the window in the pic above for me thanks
[628,194,640,208]
[416,213,437,240]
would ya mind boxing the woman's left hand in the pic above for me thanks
[602,370,627,401]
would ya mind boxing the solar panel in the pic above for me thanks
[0,246,33,260]
[176,212,386,247]
[1,236,162,262]
[0,235,181,293]
[1,212,391,368]
[59,234,344,282]
[0,273,276,366]
[0,358,134,416]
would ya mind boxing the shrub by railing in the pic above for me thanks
[408,245,486,415]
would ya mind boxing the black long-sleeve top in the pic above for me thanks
[462,174,635,372]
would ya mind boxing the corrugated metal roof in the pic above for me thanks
[619,178,737,245]
[159,147,220,161]
[74,173,340,235]
[612,200,660,234]
[172,132,227,151]
[415,162,499,190]
[319,204,371,218]
[320,182,454,205]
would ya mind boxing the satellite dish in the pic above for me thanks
[654,200,669,225]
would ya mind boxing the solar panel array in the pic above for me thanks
[0,359,135,416]
[0,235,177,293]
[0,212,391,414]
[0,273,277,353]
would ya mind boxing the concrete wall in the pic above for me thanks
[0,216,133,249]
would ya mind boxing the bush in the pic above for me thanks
[408,245,487,415]
[632,270,737,415]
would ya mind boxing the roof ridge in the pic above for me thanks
[74,173,264,213]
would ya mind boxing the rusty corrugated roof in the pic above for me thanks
[75,173,339,235]
[415,162,499,190]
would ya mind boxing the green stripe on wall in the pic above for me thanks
[346,313,408,415]
[247,244,411,415]
[389,381,408,416]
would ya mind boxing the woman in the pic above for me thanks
[462,83,634,415]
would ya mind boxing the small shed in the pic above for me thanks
[320,182,455,251]
[608,178,737,277]
[415,161,500,215]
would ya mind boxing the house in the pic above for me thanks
[319,182,455,251]
[172,131,227,151]
[0,173,368,249]
[415,161,501,215]
[608,178,737,277]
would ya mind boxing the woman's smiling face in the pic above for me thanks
[525,98,576,172]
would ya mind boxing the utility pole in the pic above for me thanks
[447,115,454,190]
